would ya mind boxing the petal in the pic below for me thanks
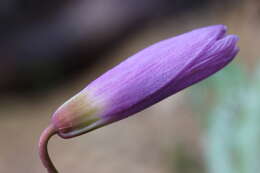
[86,25,229,120]
[51,25,239,138]
[172,35,239,93]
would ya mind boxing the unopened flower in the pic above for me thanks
[39,25,239,173]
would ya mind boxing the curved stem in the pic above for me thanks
[38,124,58,173]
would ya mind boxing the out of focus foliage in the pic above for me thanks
[189,61,260,173]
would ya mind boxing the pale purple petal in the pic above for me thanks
[51,24,239,138]
[85,25,238,122]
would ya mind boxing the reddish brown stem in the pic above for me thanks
[38,124,58,173]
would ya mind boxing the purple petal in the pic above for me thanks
[51,25,239,138]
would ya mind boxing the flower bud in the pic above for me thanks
[52,25,239,138]
[39,25,239,172]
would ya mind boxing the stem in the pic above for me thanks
[38,124,58,173]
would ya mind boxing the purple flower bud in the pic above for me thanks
[39,25,239,172]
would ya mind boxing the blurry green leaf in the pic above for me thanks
[188,61,260,173]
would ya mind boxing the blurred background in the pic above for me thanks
[0,0,259,172]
